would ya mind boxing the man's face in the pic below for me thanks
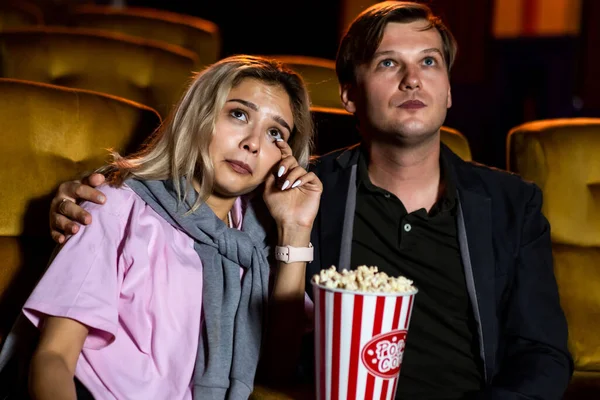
[342,20,452,145]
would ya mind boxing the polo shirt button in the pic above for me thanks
[384,193,391,198]
[403,223,412,232]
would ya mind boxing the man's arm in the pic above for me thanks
[29,317,88,400]
[482,185,573,399]
[49,173,106,243]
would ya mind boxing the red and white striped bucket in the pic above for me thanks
[313,283,417,400]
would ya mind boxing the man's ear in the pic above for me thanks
[340,83,357,114]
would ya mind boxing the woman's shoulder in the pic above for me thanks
[80,183,142,219]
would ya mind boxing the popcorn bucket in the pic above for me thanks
[312,283,417,400]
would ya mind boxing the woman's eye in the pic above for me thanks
[380,59,395,68]
[230,109,247,121]
[268,129,283,142]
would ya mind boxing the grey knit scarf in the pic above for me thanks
[126,178,272,399]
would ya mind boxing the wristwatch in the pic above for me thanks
[275,243,314,264]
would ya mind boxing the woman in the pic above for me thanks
[24,55,321,399]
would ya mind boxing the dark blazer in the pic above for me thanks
[307,143,573,399]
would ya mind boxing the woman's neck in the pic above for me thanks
[192,179,235,223]
[205,194,236,223]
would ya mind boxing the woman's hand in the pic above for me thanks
[50,173,107,244]
[262,140,322,234]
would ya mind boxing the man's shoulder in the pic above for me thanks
[457,160,541,204]
[309,144,360,175]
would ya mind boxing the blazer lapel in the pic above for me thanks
[457,188,496,382]
[444,145,497,382]
[311,146,360,277]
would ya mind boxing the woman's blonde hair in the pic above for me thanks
[102,55,313,211]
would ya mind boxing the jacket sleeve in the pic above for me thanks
[482,185,573,399]
[306,159,323,300]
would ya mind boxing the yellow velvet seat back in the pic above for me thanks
[68,5,220,68]
[0,1,43,29]
[0,78,161,340]
[271,56,343,110]
[310,106,472,161]
[0,26,197,117]
[441,126,472,161]
[507,118,600,378]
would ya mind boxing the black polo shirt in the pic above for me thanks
[350,150,483,399]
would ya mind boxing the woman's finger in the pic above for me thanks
[288,171,323,191]
[275,139,293,158]
[275,154,300,179]
[279,166,307,190]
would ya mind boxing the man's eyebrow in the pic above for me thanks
[372,50,396,58]
[421,48,444,57]
[372,48,444,58]
[227,99,292,133]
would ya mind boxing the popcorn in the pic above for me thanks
[311,265,416,294]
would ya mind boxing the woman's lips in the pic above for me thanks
[226,160,253,175]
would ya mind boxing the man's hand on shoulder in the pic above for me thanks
[50,173,107,244]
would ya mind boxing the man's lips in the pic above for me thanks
[226,160,253,174]
[399,100,426,109]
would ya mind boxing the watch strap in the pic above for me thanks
[275,242,314,263]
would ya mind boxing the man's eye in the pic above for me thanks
[380,59,394,68]
[424,57,436,66]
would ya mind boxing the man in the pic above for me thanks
[46,2,572,399]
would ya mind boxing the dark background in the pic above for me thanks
[121,0,600,169]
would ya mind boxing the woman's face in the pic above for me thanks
[209,78,294,197]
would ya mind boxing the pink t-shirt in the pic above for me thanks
[23,184,243,400]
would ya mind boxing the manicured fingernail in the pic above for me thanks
[277,166,285,177]
[276,138,284,142]
[291,180,301,188]
[98,195,105,203]
[281,180,290,190]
